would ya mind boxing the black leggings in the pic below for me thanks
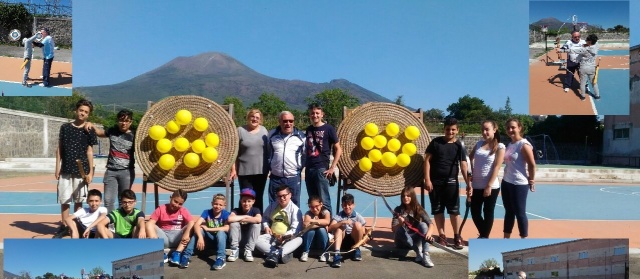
[470,188,500,238]
[237,174,268,213]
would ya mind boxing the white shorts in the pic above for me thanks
[57,174,87,203]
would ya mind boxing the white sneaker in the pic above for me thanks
[422,252,434,267]
[227,248,239,262]
[243,250,254,262]
[564,88,569,93]
[300,251,309,262]
[319,252,327,262]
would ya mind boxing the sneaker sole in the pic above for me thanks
[213,263,226,270]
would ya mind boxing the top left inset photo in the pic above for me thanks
[0,0,72,96]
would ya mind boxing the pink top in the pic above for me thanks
[150,204,193,231]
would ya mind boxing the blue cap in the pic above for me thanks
[240,188,256,199]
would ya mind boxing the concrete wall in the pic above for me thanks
[0,107,108,159]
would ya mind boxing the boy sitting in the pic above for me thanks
[63,189,108,238]
[146,189,195,265]
[227,188,262,263]
[328,193,367,268]
[96,189,146,238]
[182,193,230,270]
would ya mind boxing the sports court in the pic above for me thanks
[0,173,638,247]
[0,56,72,96]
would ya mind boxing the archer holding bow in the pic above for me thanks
[391,186,436,268]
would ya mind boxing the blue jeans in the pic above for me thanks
[103,168,135,212]
[268,174,301,208]
[184,228,227,259]
[501,180,529,238]
[302,227,329,252]
[42,57,53,86]
[394,222,429,253]
[305,167,332,213]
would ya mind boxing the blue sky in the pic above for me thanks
[468,238,576,272]
[3,239,163,277]
[530,1,629,29]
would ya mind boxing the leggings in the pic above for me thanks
[470,188,500,238]
[501,180,529,238]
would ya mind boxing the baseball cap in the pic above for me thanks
[240,188,256,199]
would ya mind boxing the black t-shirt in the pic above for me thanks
[59,123,98,176]
[425,137,467,183]
[305,124,338,169]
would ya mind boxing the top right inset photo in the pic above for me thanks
[529,0,629,115]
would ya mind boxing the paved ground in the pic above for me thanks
[0,44,72,62]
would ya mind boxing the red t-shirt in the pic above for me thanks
[150,204,193,230]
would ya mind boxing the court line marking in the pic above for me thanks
[494,204,552,220]
[600,187,640,196]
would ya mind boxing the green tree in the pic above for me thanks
[41,272,55,279]
[479,258,500,270]
[19,270,32,279]
[305,88,360,126]
[223,96,246,125]
[90,267,106,277]
[0,3,32,42]
[423,108,444,121]
[446,94,494,122]
[394,95,405,106]
[498,96,512,117]
[250,92,289,128]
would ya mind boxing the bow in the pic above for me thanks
[458,195,471,238]
[274,221,318,248]
[324,196,377,255]
[376,190,468,259]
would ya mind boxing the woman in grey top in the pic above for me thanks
[570,34,600,100]
[229,109,269,212]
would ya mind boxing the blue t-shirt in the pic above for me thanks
[305,124,339,169]
[41,35,54,59]
[200,209,231,229]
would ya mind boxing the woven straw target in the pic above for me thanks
[337,102,430,197]
[135,95,239,192]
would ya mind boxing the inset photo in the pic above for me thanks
[529,1,629,115]
[3,238,164,279]
[468,238,629,279]
[0,0,72,96]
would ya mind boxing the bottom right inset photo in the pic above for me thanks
[468,238,629,279]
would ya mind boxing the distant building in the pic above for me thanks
[502,239,629,279]
[602,44,640,167]
[112,250,164,279]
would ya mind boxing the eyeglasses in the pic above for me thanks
[120,200,136,205]
[572,36,580,38]
[277,193,290,199]
[281,119,294,123]
[118,120,132,123]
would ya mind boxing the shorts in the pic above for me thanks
[428,179,460,215]
[74,219,96,238]
[57,174,88,203]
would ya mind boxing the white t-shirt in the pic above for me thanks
[472,141,505,190]
[73,206,108,231]
[503,139,533,185]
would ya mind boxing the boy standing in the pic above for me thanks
[423,118,471,250]
[328,193,367,268]
[182,193,230,270]
[305,104,342,214]
[227,188,262,263]
[54,99,97,238]
[96,189,146,239]
[21,34,38,87]
[146,189,194,262]
[63,189,108,238]
[85,109,136,212]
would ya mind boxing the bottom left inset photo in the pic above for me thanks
[3,238,164,279]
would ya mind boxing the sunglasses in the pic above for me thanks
[281,119,294,123]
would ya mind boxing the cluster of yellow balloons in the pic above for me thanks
[148,109,221,171]
[358,122,421,172]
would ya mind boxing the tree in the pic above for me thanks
[499,96,513,117]
[19,270,32,279]
[423,108,445,121]
[0,3,32,38]
[394,95,405,106]
[305,88,360,126]
[479,258,500,270]
[41,272,56,279]
[223,96,246,125]
[90,266,106,277]
[250,92,289,118]
[446,94,494,122]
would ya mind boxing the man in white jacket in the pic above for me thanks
[268,111,305,207]
[558,31,586,93]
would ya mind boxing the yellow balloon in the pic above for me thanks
[183,152,200,168]
[158,154,175,171]
[360,137,375,150]
[156,138,172,153]
[174,137,190,152]
[364,123,379,137]
[205,133,220,148]
[359,157,372,172]
[202,147,219,163]
[175,110,192,125]
[193,117,209,132]
[402,143,417,156]
[368,149,382,162]
[271,221,288,236]
[405,126,420,140]
[165,120,180,134]
[381,152,397,168]
[386,123,400,137]
[373,135,387,149]
[397,153,411,167]
[191,139,206,153]
[387,138,401,152]
[148,125,166,140]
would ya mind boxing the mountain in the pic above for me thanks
[530,17,567,31]
[76,52,393,111]
[4,270,21,279]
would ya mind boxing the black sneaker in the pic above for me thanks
[594,95,601,100]
[52,225,69,238]
[580,95,586,101]
[264,253,278,268]
[22,82,31,88]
